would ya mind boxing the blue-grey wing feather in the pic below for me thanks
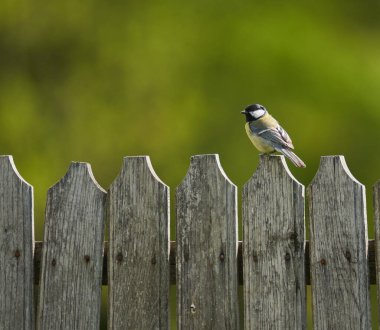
[252,124,294,150]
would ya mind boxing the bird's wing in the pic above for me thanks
[256,125,295,150]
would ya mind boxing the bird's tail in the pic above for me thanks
[278,148,306,168]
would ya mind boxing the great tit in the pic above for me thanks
[241,104,306,168]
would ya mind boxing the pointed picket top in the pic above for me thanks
[108,156,169,329]
[0,155,34,329]
[248,154,302,186]
[37,161,106,330]
[308,155,370,329]
[48,161,106,194]
[179,154,235,188]
[242,154,305,329]
[176,154,239,329]
[111,155,168,189]
[0,155,32,187]
[309,155,363,189]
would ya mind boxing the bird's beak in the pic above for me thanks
[241,110,247,114]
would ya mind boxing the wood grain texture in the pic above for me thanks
[242,154,305,330]
[33,239,378,286]
[0,156,34,330]
[308,156,371,329]
[108,156,169,330]
[373,180,380,327]
[176,154,239,330]
[37,162,106,330]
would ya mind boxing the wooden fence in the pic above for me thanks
[0,153,378,329]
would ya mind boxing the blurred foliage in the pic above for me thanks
[1,1,380,328]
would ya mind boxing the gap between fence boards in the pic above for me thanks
[33,240,376,286]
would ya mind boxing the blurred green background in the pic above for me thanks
[1,1,380,328]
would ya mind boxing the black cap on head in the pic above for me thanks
[244,104,266,112]
[241,103,267,122]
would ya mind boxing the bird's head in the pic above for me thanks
[241,104,267,122]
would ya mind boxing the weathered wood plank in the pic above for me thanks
[243,154,305,330]
[0,156,34,330]
[108,156,169,329]
[176,154,239,329]
[37,162,106,330]
[373,180,380,327]
[308,156,371,329]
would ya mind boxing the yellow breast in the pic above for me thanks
[245,122,275,153]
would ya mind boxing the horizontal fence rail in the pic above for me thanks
[0,154,378,329]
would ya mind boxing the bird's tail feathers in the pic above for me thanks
[278,148,306,168]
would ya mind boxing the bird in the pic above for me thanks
[241,103,306,168]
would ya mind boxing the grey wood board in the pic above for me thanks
[37,162,106,330]
[373,180,380,329]
[176,154,239,329]
[242,154,306,330]
[0,156,34,330]
[108,156,170,330]
[308,156,371,329]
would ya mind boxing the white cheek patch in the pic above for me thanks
[250,109,265,119]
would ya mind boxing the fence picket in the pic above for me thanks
[373,180,380,324]
[37,162,106,330]
[176,154,239,329]
[242,155,305,329]
[108,156,169,329]
[0,156,34,330]
[308,156,371,329]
